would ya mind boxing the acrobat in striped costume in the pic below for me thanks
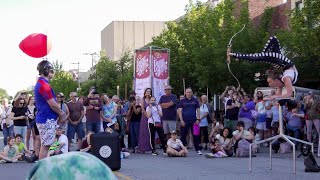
[229,36,298,84]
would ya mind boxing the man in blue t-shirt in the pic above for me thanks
[159,85,178,141]
[34,60,67,160]
[177,88,202,155]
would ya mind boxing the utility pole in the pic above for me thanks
[83,52,99,69]
[71,62,80,91]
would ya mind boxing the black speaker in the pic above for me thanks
[91,132,121,171]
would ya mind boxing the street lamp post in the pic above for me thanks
[71,62,80,91]
[83,52,99,69]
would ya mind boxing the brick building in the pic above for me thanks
[234,0,304,30]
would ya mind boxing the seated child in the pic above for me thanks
[47,136,61,157]
[166,130,188,157]
[248,127,260,153]
[80,131,94,153]
[0,137,21,163]
[209,121,224,139]
[205,138,228,158]
[15,134,31,155]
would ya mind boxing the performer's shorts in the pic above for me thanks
[36,119,57,146]
[282,66,298,84]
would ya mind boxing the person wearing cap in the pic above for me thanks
[166,130,188,157]
[83,87,102,133]
[34,60,67,160]
[159,85,178,142]
[304,92,320,142]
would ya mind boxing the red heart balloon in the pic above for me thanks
[19,33,52,58]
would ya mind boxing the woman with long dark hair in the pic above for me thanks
[26,96,36,151]
[10,97,28,143]
[138,88,153,153]
[56,93,70,133]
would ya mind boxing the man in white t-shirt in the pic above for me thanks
[56,126,69,154]
[166,130,188,157]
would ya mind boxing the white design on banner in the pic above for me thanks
[99,145,112,158]
[136,56,149,77]
[154,58,168,78]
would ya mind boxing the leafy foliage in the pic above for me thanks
[0,88,9,100]
[150,0,274,96]
[50,62,78,99]
[79,51,133,99]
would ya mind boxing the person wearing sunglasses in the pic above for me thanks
[10,97,28,143]
[159,85,178,142]
[34,60,67,160]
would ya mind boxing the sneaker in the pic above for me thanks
[152,151,158,156]
[197,150,202,155]
[163,153,167,156]
[205,153,215,158]
[12,159,18,163]
[0,160,6,163]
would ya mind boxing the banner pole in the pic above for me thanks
[150,46,153,92]
[183,78,186,94]
[125,83,128,100]
[133,50,136,93]
[207,85,209,102]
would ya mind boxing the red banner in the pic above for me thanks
[152,51,168,79]
[135,50,150,79]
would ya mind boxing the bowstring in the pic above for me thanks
[227,24,246,89]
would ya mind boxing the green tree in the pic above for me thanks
[50,71,78,99]
[0,88,9,100]
[277,0,320,88]
[150,0,270,95]
[52,60,63,72]
[115,51,134,99]
[80,51,133,98]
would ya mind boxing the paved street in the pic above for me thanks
[1,138,320,180]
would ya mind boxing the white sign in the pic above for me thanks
[99,145,112,158]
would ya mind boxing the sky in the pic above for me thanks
[0,0,207,96]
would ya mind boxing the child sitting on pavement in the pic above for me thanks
[0,137,21,163]
[80,131,94,153]
[47,136,61,157]
[205,138,228,158]
[248,127,260,153]
[15,134,31,155]
[166,130,188,157]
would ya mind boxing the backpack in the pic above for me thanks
[236,139,250,157]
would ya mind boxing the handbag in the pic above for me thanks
[193,123,200,136]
